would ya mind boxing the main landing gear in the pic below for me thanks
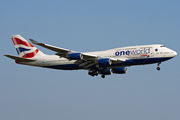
[88,71,98,77]
[157,62,161,71]
[88,71,106,78]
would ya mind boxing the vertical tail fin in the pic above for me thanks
[11,35,45,58]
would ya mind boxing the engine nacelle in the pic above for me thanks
[112,67,127,74]
[98,68,112,75]
[97,58,111,65]
[68,53,83,60]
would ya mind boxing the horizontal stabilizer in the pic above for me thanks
[4,55,36,62]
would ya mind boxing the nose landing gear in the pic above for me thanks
[157,62,161,71]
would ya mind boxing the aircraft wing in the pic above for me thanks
[29,39,99,60]
[4,55,36,62]
[29,39,126,68]
[29,39,70,54]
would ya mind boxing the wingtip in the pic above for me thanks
[4,54,9,57]
[29,39,39,44]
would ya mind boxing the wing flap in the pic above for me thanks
[83,63,95,69]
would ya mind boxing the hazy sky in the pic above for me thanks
[1,0,180,120]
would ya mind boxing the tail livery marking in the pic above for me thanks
[11,35,41,58]
[12,37,34,47]
[22,49,39,58]
[16,47,31,55]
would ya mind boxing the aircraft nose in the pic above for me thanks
[172,51,177,57]
[174,51,177,56]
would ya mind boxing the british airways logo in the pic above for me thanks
[16,47,31,55]
[12,37,39,58]
[115,48,150,56]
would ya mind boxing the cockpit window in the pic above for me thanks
[160,45,165,47]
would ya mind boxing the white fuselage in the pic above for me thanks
[18,44,177,70]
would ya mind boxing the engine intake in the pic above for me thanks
[68,53,83,60]
[112,67,127,74]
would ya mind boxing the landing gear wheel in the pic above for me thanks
[88,72,91,75]
[88,71,98,77]
[93,71,98,76]
[101,74,105,78]
[157,62,161,71]
[157,67,160,71]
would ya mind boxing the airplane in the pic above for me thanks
[4,35,177,78]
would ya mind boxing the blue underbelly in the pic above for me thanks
[45,57,172,70]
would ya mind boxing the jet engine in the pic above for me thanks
[112,67,127,74]
[98,68,112,75]
[68,53,83,60]
[97,58,111,65]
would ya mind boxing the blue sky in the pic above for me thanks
[1,0,180,120]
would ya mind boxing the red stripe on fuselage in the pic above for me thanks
[22,49,39,58]
[140,55,149,56]
[13,38,34,47]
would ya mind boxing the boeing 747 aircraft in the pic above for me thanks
[5,35,177,78]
